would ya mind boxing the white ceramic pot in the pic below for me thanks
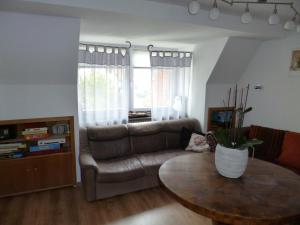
[215,144,248,179]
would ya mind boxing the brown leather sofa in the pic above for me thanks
[209,125,300,175]
[79,118,200,201]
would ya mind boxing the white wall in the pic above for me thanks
[203,37,262,131]
[0,12,81,181]
[189,38,228,131]
[208,37,262,84]
[238,34,300,132]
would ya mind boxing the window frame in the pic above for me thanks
[129,48,152,112]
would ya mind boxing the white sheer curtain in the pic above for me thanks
[78,44,130,126]
[150,51,192,121]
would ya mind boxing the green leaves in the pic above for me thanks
[240,139,264,149]
[214,129,263,150]
[214,129,232,148]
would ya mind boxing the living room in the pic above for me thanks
[0,0,300,225]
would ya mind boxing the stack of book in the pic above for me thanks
[0,143,26,159]
[22,127,48,140]
[29,136,66,155]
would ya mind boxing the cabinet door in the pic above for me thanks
[32,153,75,189]
[0,160,35,196]
[0,152,75,197]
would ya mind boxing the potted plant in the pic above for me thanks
[214,84,263,178]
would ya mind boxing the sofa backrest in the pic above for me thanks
[248,125,285,162]
[80,118,201,158]
[87,125,131,160]
[161,118,201,149]
[128,122,166,154]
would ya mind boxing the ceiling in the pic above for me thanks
[146,0,299,20]
[0,0,294,49]
[79,10,245,50]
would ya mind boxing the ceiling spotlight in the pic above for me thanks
[241,4,253,24]
[284,15,296,30]
[268,5,280,25]
[209,0,220,20]
[188,1,200,15]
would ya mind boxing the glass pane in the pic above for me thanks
[152,68,173,107]
[132,50,150,67]
[78,66,127,111]
[132,68,151,109]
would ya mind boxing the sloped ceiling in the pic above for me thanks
[208,37,262,84]
[0,0,290,46]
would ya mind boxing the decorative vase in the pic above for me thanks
[215,144,249,178]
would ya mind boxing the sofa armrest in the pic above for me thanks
[79,149,98,201]
[79,149,98,170]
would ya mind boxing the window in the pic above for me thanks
[131,50,152,110]
[78,44,192,126]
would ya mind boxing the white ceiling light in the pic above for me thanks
[186,0,300,33]
[188,1,200,15]
[209,0,220,20]
[241,4,252,24]
[284,15,296,30]
[268,5,280,25]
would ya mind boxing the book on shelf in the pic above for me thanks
[0,148,19,154]
[0,143,26,149]
[25,127,48,132]
[29,143,60,152]
[38,136,66,146]
[22,130,48,135]
[0,143,26,155]
[22,127,48,136]
[24,133,49,140]
[27,149,60,156]
[0,150,24,159]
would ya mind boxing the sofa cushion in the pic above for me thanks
[88,125,128,141]
[161,118,201,149]
[96,156,145,183]
[249,125,285,162]
[136,149,193,175]
[128,122,166,154]
[277,131,300,174]
[88,125,131,160]
[161,118,200,132]
[128,122,162,136]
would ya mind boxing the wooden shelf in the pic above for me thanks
[0,150,72,161]
[0,116,76,198]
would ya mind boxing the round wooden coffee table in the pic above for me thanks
[159,152,300,225]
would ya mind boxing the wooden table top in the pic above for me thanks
[158,152,300,225]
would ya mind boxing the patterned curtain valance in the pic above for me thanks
[78,43,130,66]
[150,51,192,67]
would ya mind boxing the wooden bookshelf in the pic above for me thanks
[0,116,76,197]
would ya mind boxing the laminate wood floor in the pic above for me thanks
[0,187,212,225]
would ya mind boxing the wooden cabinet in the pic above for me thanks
[0,116,76,197]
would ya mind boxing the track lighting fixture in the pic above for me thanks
[188,1,200,15]
[268,5,280,25]
[284,14,297,30]
[241,4,252,24]
[187,0,300,32]
[209,0,220,20]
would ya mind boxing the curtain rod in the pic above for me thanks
[80,41,132,49]
[147,44,192,54]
